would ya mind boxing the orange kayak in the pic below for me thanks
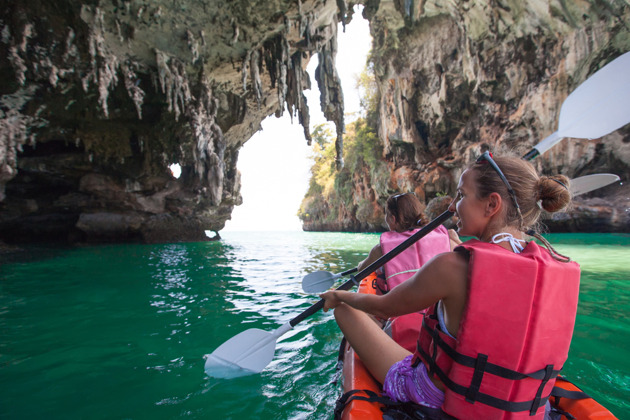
[337,274,619,420]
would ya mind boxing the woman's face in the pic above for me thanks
[448,169,489,238]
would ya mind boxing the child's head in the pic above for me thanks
[425,196,457,229]
[386,193,427,232]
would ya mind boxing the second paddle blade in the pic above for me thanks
[301,270,336,293]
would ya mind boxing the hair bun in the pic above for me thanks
[538,175,571,213]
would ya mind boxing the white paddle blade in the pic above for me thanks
[204,328,277,378]
[570,174,620,196]
[301,270,337,293]
[558,51,630,139]
[533,52,630,156]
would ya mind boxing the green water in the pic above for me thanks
[1,232,628,419]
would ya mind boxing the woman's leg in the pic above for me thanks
[334,303,411,383]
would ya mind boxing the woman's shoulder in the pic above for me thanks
[425,250,469,278]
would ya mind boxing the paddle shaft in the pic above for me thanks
[340,267,358,277]
[289,210,454,327]
[522,149,539,161]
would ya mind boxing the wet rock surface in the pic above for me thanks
[0,0,350,243]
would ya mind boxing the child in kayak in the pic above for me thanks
[321,152,579,420]
[356,192,452,352]
[358,192,452,292]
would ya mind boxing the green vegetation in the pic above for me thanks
[298,62,393,229]
[298,118,390,227]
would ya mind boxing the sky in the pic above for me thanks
[222,8,372,232]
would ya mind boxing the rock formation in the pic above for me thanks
[0,0,350,243]
[1,0,629,244]
[301,0,630,233]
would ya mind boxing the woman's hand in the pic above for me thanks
[320,290,344,312]
[448,229,462,250]
[448,228,461,243]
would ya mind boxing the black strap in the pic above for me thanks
[550,386,590,401]
[530,364,554,415]
[335,389,454,420]
[415,317,563,414]
[421,320,562,381]
[372,276,389,295]
[549,377,591,419]
[465,353,487,403]
[334,389,401,419]
[418,342,553,413]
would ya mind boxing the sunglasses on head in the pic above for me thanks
[475,151,522,217]
[392,192,415,204]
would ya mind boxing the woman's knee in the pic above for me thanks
[334,303,370,330]
[333,303,354,326]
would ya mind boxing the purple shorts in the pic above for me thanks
[382,355,444,408]
[384,356,555,418]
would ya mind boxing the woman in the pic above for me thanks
[321,152,580,419]
[358,193,451,352]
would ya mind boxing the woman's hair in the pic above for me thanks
[386,193,428,231]
[470,154,572,261]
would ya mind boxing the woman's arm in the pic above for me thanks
[321,251,468,319]
[357,243,383,272]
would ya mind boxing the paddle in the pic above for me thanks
[522,51,630,160]
[569,173,620,196]
[203,210,454,378]
[302,267,358,294]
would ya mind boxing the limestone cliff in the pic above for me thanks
[301,0,630,233]
[0,0,351,243]
[2,1,629,244]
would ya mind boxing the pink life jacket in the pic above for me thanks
[379,225,451,290]
[413,239,580,419]
[379,225,451,352]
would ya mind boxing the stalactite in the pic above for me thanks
[231,20,239,45]
[191,80,225,206]
[6,24,33,86]
[121,61,145,119]
[315,21,345,168]
[81,6,122,118]
[250,49,263,106]
[336,0,348,30]
[186,29,199,63]
[285,52,312,145]
[155,49,192,121]
[0,86,47,200]
[276,36,290,117]
[241,50,251,92]
[63,28,79,61]
[200,30,206,46]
